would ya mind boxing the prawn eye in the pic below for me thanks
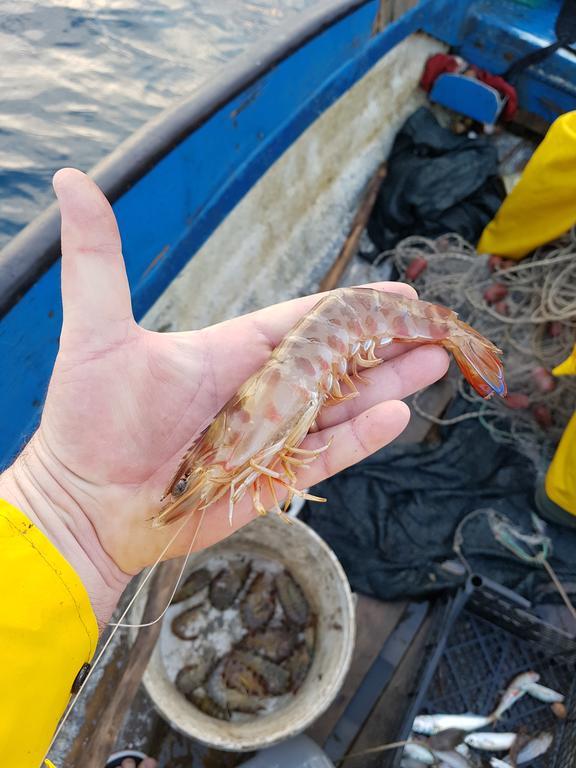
[172,478,188,497]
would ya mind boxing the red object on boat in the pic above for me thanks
[494,300,509,316]
[547,321,563,338]
[503,392,530,409]
[533,404,553,429]
[420,54,518,121]
[473,68,518,121]
[405,256,428,281]
[420,53,462,91]
[488,255,503,272]
[484,283,508,304]
[532,366,557,393]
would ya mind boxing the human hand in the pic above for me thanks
[0,169,448,624]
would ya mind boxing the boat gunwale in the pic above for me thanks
[0,0,375,319]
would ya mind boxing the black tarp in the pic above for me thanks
[301,398,576,604]
[365,108,506,255]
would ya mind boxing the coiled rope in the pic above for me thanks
[372,231,576,471]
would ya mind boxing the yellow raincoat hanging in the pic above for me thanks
[544,346,576,519]
[478,110,576,523]
[478,111,576,260]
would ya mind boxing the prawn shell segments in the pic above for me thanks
[241,626,297,663]
[209,562,251,610]
[275,571,310,627]
[283,641,313,691]
[159,287,506,526]
[175,650,216,695]
[240,573,275,630]
[171,568,211,604]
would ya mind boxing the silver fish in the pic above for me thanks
[488,731,553,767]
[404,743,436,764]
[490,671,539,719]
[489,758,510,768]
[465,733,517,751]
[412,714,492,736]
[525,681,564,703]
[401,760,429,768]
[516,732,553,763]
[434,750,472,768]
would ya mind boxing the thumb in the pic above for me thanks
[53,168,135,347]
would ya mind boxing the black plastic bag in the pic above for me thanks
[366,107,505,256]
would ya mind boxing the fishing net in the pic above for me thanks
[371,230,576,472]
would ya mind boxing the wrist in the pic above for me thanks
[0,434,131,628]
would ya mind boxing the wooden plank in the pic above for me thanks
[319,163,387,292]
[307,596,406,745]
[372,0,393,35]
[343,608,433,768]
[64,559,183,767]
[392,0,420,21]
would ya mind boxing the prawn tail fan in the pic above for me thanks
[450,321,507,399]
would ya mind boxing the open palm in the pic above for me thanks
[34,169,448,576]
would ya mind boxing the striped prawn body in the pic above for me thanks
[157,287,506,526]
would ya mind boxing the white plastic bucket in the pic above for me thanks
[142,514,355,751]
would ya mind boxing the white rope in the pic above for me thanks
[372,231,576,471]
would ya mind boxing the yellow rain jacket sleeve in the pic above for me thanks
[545,346,576,517]
[478,110,576,259]
[0,499,99,768]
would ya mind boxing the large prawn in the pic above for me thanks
[157,287,506,526]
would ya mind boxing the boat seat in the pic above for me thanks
[429,73,506,127]
[422,0,576,124]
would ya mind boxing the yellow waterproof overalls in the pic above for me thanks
[0,499,98,767]
[478,111,576,521]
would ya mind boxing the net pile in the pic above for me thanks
[372,231,576,471]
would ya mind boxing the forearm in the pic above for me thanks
[0,433,130,628]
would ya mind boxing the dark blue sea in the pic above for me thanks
[0,0,316,249]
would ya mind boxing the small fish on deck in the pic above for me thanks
[489,731,553,767]
[433,749,472,768]
[412,714,492,736]
[465,732,517,751]
[403,742,436,765]
[525,681,564,704]
[490,671,539,719]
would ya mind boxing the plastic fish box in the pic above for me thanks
[390,576,576,768]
